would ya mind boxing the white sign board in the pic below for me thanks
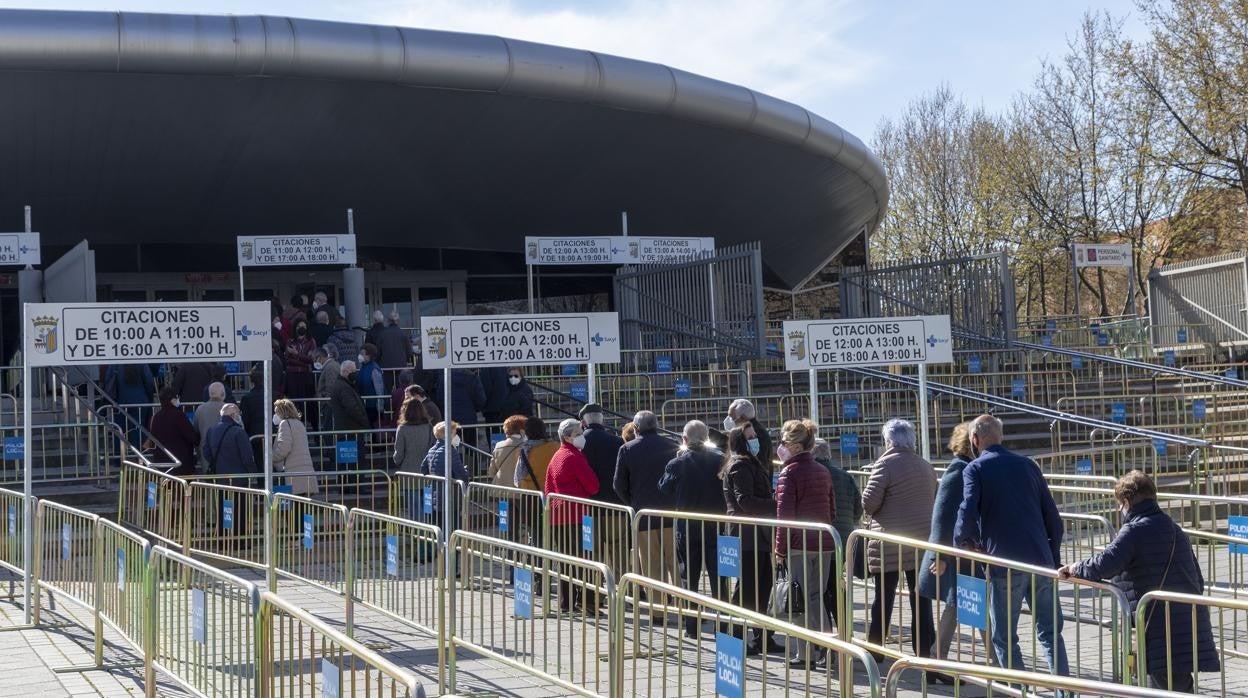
[1074,243,1132,268]
[24,302,272,366]
[782,315,954,371]
[237,234,357,267]
[524,236,714,265]
[420,312,620,368]
[0,233,40,266]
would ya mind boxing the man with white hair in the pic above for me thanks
[193,381,228,471]
[725,398,773,473]
[615,410,680,616]
[365,309,387,350]
[328,360,370,431]
[955,414,1067,680]
[658,420,727,636]
[375,310,412,390]
[201,403,255,477]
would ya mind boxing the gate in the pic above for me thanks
[613,242,765,361]
[840,251,1016,343]
[1148,252,1248,349]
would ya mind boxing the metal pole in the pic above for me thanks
[263,359,274,591]
[807,368,818,424]
[1072,247,1080,319]
[238,266,244,301]
[918,363,931,460]
[621,211,628,236]
[587,363,597,405]
[527,264,535,313]
[347,208,355,236]
[442,366,456,690]
[21,303,32,625]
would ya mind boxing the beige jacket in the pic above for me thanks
[273,418,319,496]
[861,446,936,573]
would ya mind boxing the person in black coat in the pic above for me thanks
[724,399,774,474]
[614,410,680,598]
[1060,470,1219,692]
[499,367,535,418]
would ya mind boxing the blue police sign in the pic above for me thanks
[302,514,314,549]
[1076,458,1092,475]
[717,535,742,578]
[1011,377,1025,399]
[385,535,398,577]
[6,505,14,537]
[570,383,588,402]
[715,632,745,698]
[1163,350,1175,367]
[956,574,988,630]
[840,433,859,456]
[1041,334,1052,347]
[562,364,578,376]
[1177,327,1188,343]
[223,500,234,531]
[2,437,22,461]
[191,588,206,644]
[1071,355,1083,370]
[335,440,359,465]
[842,398,859,420]
[1193,399,1207,421]
[674,379,691,398]
[968,356,982,374]
[514,568,534,619]
[656,356,672,373]
[498,500,509,533]
[1111,403,1126,424]
[322,658,341,698]
[581,515,594,552]
[1230,516,1248,554]
[146,482,157,509]
[1153,438,1167,456]
[274,484,293,511]
[422,487,434,515]
[1096,332,1109,347]
[62,522,71,560]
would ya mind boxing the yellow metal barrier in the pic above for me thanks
[272,492,349,595]
[449,529,614,697]
[545,493,635,586]
[119,460,190,549]
[392,471,465,531]
[845,529,1132,682]
[260,590,425,696]
[1059,513,1116,566]
[95,519,151,667]
[1136,590,1248,694]
[0,486,24,577]
[187,481,268,569]
[33,499,98,625]
[885,656,1188,697]
[463,482,546,551]
[1187,528,1248,596]
[344,508,444,690]
[615,573,882,698]
[0,421,112,484]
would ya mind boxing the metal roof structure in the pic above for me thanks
[0,9,887,289]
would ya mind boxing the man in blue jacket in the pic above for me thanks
[615,410,679,618]
[954,414,1068,682]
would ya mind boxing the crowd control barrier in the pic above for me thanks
[393,472,464,532]
[1187,528,1248,595]
[844,529,1133,683]
[0,421,112,485]
[462,481,546,551]
[96,519,151,668]
[0,487,24,576]
[546,493,635,586]
[884,656,1189,697]
[1059,512,1117,564]
[144,545,260,698]
[188,481,268,569]
[631,509,843,639]
[260,590,424,697]
[449,530,615,697]
[33,499,98,625]
[119,460,189,549]
[614,574,881,698]
[1135,590,1248,695]
[344,508,444,690]
[272,492,349,594]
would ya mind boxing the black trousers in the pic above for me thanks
[868,568,936,656]
[1148,672,1194,693]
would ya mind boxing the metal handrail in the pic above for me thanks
[885,656,1187,697]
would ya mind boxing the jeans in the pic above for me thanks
[989,573,1069,677]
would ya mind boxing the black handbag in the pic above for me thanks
[768,563,805,616]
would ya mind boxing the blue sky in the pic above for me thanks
[3,0,1146,139]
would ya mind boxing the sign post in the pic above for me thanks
[782,315,953,459]
[21,301,273,620]
[1073,243,1134,317]
[237,232,359,299]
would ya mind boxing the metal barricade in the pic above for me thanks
[145,545,260,698]
[1188,528,1248,596]
[0,421,110,484]
[845,529,1132,683]
[0,486,24,577]
[631,509,843,641]
[33,499,98,624]
[615,573,881,697]
[1060,513,1117,565]
[272,492,349,595]
[344,508,444,689]
[547,493,635,587]
[463,482,546,551]
[392,471,465,530]
[885,656,1188,697]
[96,519,151,668]
[187,481,268,568]
[118,460,190,549]
[190,467,390,514]
[449,530,614,697]
[260,589,424,697]
[1136,590,1248,694]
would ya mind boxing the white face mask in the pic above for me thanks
[357,354,367,364]
[451,435,461,448]
[273,319,283,330]
[172,398,180,408]
[572,434,587,450]
[233,414,243,426]
[723,415,736,431]
[509,376,521,386]
[313,362,324,371]
[272,414,282,426]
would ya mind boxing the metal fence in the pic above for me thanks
[272,492,349,595]
[187,481,268,569]
[119,460,190,549]
[1149,251,1248,349]
[33,499,98,624]
[1135,590,1248,695]
[884,656,1189,697]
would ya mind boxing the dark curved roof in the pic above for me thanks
[0,9,887,289]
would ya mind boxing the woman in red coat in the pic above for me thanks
[544,417,599,612]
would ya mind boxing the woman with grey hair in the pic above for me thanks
[861,418,938,662]
[544,417,599,612]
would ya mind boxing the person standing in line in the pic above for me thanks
[487,415,527,487]
[327,316,360,368]
[272,398,318,497]
[238,367,268,467]
[724,399,773,473]
[721,423,783,655]
[543,418,600,613]
[773,419,836,667]
[419,421,470,528]
[104,363,156,448]
[861,419,938,663]
[376,311,411,391]
[314,345,340,431]
[194,382,227,471]
[614,410,680,621]
[147,386,198,476]
[499,367,535,418]
[171,361,214,405]
[954,414,1069,681]
[393,393,434,473]
[329,361,370,433]
[447,369,486,426]
[514,416,558,549]
[657,420,726,637]
[1059,471,1219,693]
[811,437,862,633]
[365,310,387,351]
[202,404,255,480]
[310,310,333,348]
[578,403,626,577]
[356,343,386,427]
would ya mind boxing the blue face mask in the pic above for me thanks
[746,438,760,456]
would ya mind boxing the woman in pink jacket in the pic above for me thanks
[544,417,599,612]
